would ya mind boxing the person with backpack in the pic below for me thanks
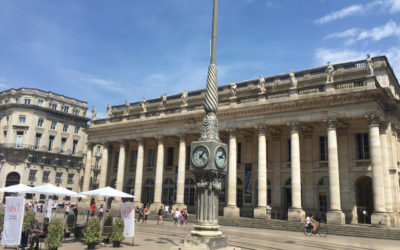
[157,205,164,225]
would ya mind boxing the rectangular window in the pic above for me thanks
[319,136,328,161]
[167,147,174,166]
[72,140,78,155]
[94,159,99,169]
[42,171,50,182]
[244,164,252,203]
[148,149,155,167]
[63,124,68,132]
[28,170,37,181]
[45,158,51,165]
[356,133,370,160]
[237,142,242,164]
[131,150,137,168]
[60,138,67,153]
[18,116,26,124]
[58,159,63,166]
[74,109,80,116]
[67,174,74,184]
[31,156,38,163]
[114,152,119,168]
[24,98,31,104]
[63,105,69,112]
[48,136,54,151]
[186,146,191,165]
[16,132,23,147]
[37,99,43,107]
[34,134,41,150]
[51,103,57,110]
[55,172,62,183]
[74,126,79,134]
[288,139,291,161]
[37,118,44,127]
[50,121,57,130]
[69,161,75,168]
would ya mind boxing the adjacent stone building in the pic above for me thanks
[85,56,400,227]
[0,88,89,201]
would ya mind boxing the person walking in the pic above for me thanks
[64,203,70,218]
[180,208,185,227]
[98,204,104,219]
[157,206,164,225]
[164,205,169,218]
[144,205,150,223]
[171,208,175,223]
[90,203,96,217]
[138,205,145,223]
[174,208,180,226]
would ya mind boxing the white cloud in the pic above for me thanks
[324,28,359,39]
[357,21,400,41]
[315,0,400,24]
[313,47,400,77]
[0,82,8,89]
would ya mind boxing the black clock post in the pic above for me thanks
[182,0,229,249]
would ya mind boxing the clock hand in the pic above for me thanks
[200,151,205,158]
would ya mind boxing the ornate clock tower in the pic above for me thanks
[183,0,228,249]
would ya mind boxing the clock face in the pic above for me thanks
[215,147,226,168]
[192,145,209,168]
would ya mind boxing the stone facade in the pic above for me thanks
[85,56,400,227]
[0,88,89,201]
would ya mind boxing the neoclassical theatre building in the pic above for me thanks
[84,56,400,227]
[0,88,89,200]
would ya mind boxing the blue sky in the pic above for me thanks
[1,0,399,118]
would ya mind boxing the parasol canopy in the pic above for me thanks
[0,183,33,193]
[79,186,134,198]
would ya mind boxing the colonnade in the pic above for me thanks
[83,114,394,225]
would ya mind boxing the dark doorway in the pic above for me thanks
[355,176,373,224]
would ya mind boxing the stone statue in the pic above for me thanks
[289,70,297,88]
[230,81,237,98]
[106,104,112,117]
[366,54,374,76]
[326,62,334,83]
[258,75,266,94]
[140,97,147,112]
[160,93,167,109]
[91,106,96,120]
[124,101,130,115]
[181,90,188,106]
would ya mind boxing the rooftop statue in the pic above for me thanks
[124,101,130,115]
[367,54,374,76]
[326,62,335,83]
[258,75,266,94]
[289,70,297,88]
[230,81,237,98]
[91,106,96,120]
[140,97,147,112]
[106,104,112,117]
[160,93,167,109]
[181,90,188,106]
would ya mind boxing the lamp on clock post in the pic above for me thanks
[182,0,229,249]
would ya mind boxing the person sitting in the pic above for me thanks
[305,214,317,233]
[30,217,49,250]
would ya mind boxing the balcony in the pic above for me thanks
[42,178,50,183]
[67,179,74,184]
[55,179,62,184]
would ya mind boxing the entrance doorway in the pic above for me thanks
[237,178,243,216]
[355,176,373,224]
[184,178,196,213]
[142,178,154,206]
[317,176,329,221]
[4,172,21,201]
[283,178,292,219]
[162,178,175,206]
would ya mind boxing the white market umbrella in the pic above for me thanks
[56,186,86,198]
[0,183,33,193]
[21,183,79,197]
[79,186,134,198]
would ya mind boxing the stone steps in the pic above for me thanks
[148,214,400,240]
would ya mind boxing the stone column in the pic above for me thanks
[325,118,345,224]
[152,136,165,212]
[82,144,93,192]
[98,142,109,189]
[174,134,187,209]
[367,114,390,226]
[133,138,145,207]
[224,129,240,217]
[116,141,127,192]
[380,122,393,214]
[254,126,267,218]
[287,122,305,221]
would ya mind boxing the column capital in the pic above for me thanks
[365,113,382,127]
[256,125,267,135]
[136,137,145,146]
[118,140,129,148]
[178,133,187,142]
[226,128,237,137]
[287,121,300,133]
[156,135,165,144]
[379,121,389,134]
[324,117,337,130]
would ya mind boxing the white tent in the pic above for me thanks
[0,184,33,193]
[21,183,83,197]
[79,186,134,198]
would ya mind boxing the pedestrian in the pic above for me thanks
[171,208,175,222]
[144,205,150,223]
[180,208,185,226]
[266,204,272,220]
[164,205,169,218]
[157,206,164,225]
[73,204,79,223]
[90,203,96,217]
[174,208,180,226]
[139,205,145,223]
[183,208,188,224]
[64,203,70,218]
[98,204,104,219]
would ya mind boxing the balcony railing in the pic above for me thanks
[42,178,50,183]
[55,179,62,184]
[67,180,74,184]
[0,143,84,157]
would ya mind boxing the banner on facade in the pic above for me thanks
[46,199,53,221]
[120,202,135,238]
[1,196,25,246]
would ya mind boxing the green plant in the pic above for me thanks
[110,218,125,243]
[66,214,76,230]
[85,218,101,244]
[104,216,113,226]
[23,211,35,230]
[45,219,64,249]
[0,212,4,232]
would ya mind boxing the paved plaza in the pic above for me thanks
[2,220,396,250]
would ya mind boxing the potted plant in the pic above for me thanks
[23,211,35,230]
[110,218,125,247]
[85,218,101,249]
[0,211,4,232]
[64,214,76,237]
[45,219,64,250]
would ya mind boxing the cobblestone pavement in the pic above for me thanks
[2,219,399,250]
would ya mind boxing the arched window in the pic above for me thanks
[142,178,154,205]
[124,179,135,195]
[237,178,243,208]
[162,178,175,206]
[317,176,329,217]
[184,178,196,210]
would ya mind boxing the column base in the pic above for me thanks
[327,210,345,224]
[180,235,228,250]
[288,208,305,222]
[371,212,391,227]
[223,206,240,218]
[133,201,143,209]
[150,202,164,214]
[253,206,266,219]
[172,202,187,210]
